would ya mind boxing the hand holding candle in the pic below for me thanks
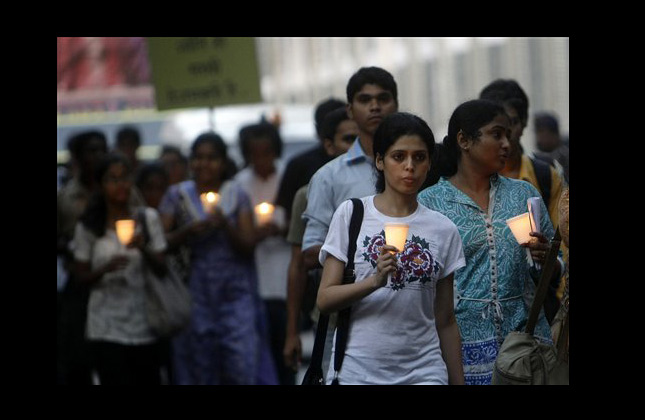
[382,223,408,286]
[200,192,220,215]
[254,202,275,226]
[506,213,533,245]
[506,212,538,267]
[115,219,135,247]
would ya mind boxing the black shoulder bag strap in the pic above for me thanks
[301,198,364,385]
[531,157,552,210]
[303,301,330,385]
[331,197,364,385]
[526,227,561,335]
[525,227,568,360]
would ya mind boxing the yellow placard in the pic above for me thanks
[146,37,262,110]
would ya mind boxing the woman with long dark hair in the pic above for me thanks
[417,99,557,385]
[316,112,465,384]
[73,153,166,384]
[158,131,277,385]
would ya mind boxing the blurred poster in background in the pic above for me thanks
[57,37,263,114]
[146,37,262,111]
[57,37,155,114]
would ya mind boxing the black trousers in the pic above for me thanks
[57,280,92,385]
[91,340,161,385]
[264,299,295,385]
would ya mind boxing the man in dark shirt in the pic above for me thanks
[533,112,569,184]
[274,97,346,222]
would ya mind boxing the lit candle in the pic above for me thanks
[115,219,135,246]
[506,212,535,266]
[506,212,533,245]
[200,192,220,214]
[254,202,275,226]
[384,223,409,254]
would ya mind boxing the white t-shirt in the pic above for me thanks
[235,163,291,300]
[73,207,167,345]
[319,195,466,384]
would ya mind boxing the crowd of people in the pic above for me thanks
[57,66,569,385]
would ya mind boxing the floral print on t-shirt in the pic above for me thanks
[361,231,440,290]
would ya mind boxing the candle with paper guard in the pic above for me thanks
[254,202,275,226]
[115,219,135,246]
[506,212,536,267]
[200,192,220,214]
[384,223,409,254]
[506,212,533,244]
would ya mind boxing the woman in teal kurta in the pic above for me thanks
[417,100,556,385]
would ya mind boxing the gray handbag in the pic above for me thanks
[138,208,192,338]
[492,228,569,385]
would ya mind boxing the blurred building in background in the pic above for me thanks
[256,37,569,155]
[57,37,569,166]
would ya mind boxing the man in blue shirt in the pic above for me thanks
[299,66,399,382]
[302,66,399,270]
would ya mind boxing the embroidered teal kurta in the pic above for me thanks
[417,175,553,385]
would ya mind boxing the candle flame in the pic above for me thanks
[254,202,275,226]
[200,192,220,213]
[205,192,218,203]
[257,202,273,215]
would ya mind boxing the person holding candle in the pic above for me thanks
[71,153,167,384]
[416,99,558,385]
[479,80,566,324]
[234,121,294,385]
[158,131,278,385]
[316,112,466,385]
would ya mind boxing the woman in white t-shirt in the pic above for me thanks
[73,153,167,385]
[317,112,466,385]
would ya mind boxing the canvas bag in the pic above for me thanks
[492,228,568,385]
[138,208,192,338]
